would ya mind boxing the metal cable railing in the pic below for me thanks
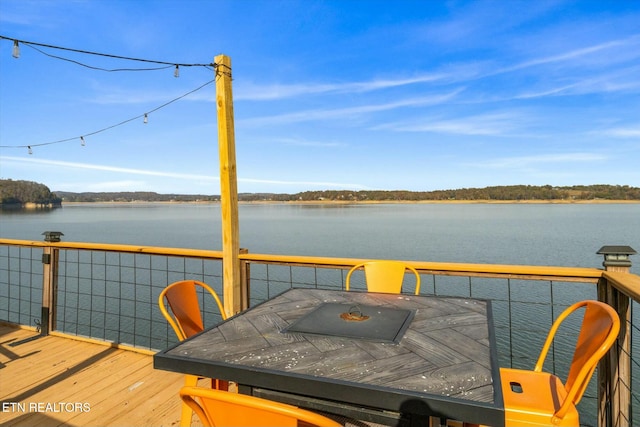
[0,239,636,426]
[0,245,43,329]
[53,249,226,350]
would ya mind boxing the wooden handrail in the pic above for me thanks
[0,238,605,280]
[602,270,640,301]
[237,252,604,280]
[0,238,224,259]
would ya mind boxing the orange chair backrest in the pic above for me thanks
[180,386,342,427]
[534,300,620,420]
[345,260,421,295]
[158,280,226,341]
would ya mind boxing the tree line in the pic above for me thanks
[282,185,640,202]
[2,180,639,206]
[0,179,62,207]
[47,184,640,202]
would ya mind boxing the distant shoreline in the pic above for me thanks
[58,199,640,205]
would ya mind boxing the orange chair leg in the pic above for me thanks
[180,375,200,427]
[181,376,231,425]
[212,379,229,391]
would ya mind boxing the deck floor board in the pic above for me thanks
[0,324,203,427]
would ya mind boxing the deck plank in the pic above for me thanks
[3,336,115,394]
[0,324,195,427]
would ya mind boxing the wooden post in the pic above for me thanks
[597,280,626,427]
[596,246,635,427]
[41,247,54,335]
[41,240,61,335]
[215,54,241,317]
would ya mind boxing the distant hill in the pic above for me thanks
[0,179,62,208]
[2,180,639,207]
[286,185,640,202]
[54,184,640,203]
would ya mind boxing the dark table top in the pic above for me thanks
[154,288,504,426]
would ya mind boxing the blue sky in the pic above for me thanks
[1,0,639,195]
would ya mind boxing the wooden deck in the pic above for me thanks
[1,323,464,427]
[0,324,201,427]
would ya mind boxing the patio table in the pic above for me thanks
[154,288,504,426]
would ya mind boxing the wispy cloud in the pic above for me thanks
[443,35,640,102]
[375,111,531,136]
[511,83,585,100]
[490,34,640,77]
[411,0,563,48]
[497,35,640,75]
[268,137,344,148]
[1,156,219,181]
[475,153,607,169]
[240,90,462,126]
[234,35,640,108]
[235,74,446,101]
[598,127,640,138]
[510,65,640,100]
[0,156,366,189]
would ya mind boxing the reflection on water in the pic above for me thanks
[0,206,60,214]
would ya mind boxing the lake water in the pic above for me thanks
[2,202,638,425]
[1,202,639,273]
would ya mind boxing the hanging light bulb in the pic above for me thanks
[12,40,20,59]
[80,136,85,146]
[28,146,32,155]
[143,113,148,124]
[174,65,179,78]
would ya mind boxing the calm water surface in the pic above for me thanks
[2,202,638,425]
[1,202,639,273]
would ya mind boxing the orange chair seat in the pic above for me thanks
[180,386,342,427]
[498,300,619,427]
[501,367,579,427]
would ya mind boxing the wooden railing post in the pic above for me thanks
[41,231,63,335]
[597,245,636,427]
[215,54,241,318]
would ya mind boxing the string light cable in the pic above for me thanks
[0,78,216,150]
[0,35,232,152]
[0,35,216,72]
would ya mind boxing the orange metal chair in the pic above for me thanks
[159,280,227,341]
[159,280,229,427]
[345,260,421,295]
[179,386,342,427]
[500,300,620,426]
